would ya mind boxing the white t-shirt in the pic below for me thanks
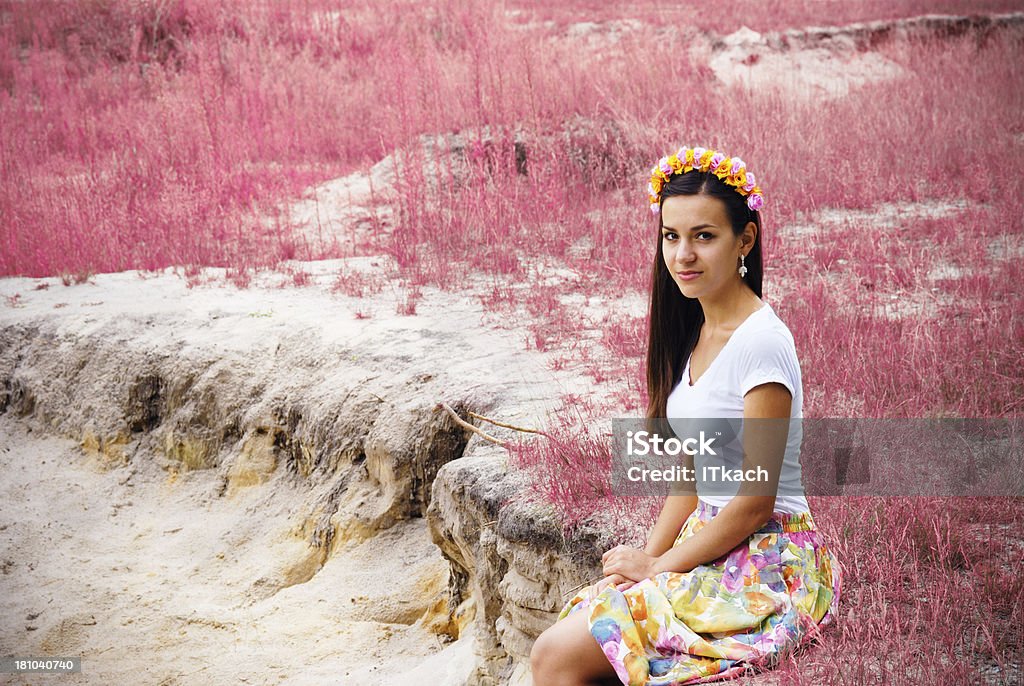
[665,302,810,514]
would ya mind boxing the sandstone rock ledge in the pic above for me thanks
[428,442,615,685]
[0,265,620,684]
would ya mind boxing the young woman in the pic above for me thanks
[530,147,842,685]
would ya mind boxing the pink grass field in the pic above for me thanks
[2,1,1023,682]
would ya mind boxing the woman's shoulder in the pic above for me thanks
[731,303,802,396]
[743,303,796,344]
[731,303,799,363]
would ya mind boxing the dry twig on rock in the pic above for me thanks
[437,402,507,446]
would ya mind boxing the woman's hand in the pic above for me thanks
[594,573,637,593]
[601,545,658,584]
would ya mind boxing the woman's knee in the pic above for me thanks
[530,623,559,675]
[531,616,582,679]
[530,610,617,684]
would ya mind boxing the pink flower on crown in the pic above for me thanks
[747,193,764,211]
[659,157,672,175]
[709,152,725,171]
[731,158,745,175]
[647,182,657,196]
[692,147,707,164]
[650,202,660,215]
[744,172,757,192]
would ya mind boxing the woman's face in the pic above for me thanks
[660,194,748,300]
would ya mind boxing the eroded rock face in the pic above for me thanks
[0,264,614,684]
[427,441,617,684]
[0,323,472,551]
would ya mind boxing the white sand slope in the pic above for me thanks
[0,412,477,685]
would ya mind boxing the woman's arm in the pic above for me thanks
[651,381,791,574]
[643,443,698,557]
[643,493,698,558]
[597,493,696,593]
[648,496,773,574]
[597,440,695,591]
[602,382,791,580]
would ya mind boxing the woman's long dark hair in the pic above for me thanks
[645,170,765,420]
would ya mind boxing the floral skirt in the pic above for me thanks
[556,500,842,686]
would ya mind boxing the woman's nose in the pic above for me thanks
[672,240,695,263]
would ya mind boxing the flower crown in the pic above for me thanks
[647,146,764,215]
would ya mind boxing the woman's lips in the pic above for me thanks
[677,271,702,281]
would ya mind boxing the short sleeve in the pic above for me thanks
[736,328,800,399]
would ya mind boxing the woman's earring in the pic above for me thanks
[738,254,748,278]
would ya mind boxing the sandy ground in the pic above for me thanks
[0,412,475,686]
[0,249,633,686]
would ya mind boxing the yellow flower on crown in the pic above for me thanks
[713,157,732,180]
[647,145,766,215]
[730,169,748,189]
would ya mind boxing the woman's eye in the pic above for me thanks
[696,231,714,240]
[662,231,678,241]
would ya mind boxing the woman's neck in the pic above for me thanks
[698,283,762,332]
